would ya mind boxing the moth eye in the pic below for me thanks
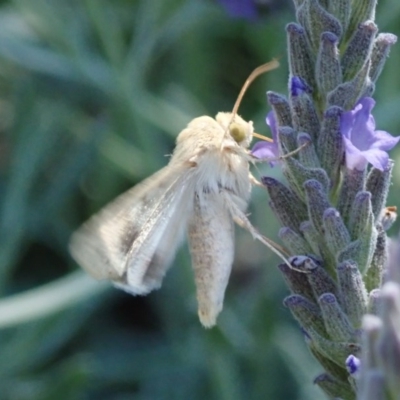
[229,122,246,143]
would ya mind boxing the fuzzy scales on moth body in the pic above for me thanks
[70,112,256,327]
[179,113,254,327]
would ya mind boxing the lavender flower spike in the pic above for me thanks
[251,111,280,164]
[258,0,398,398]
[340,97,400,171]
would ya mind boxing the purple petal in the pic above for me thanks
[370,129,400,151]
[251,109,280,166]
[341,97,400,171]
[251,141,278,160]
[266,111,278,142]
[340,110,354,139]
[362,148,391,170]
[354,97,375,130]
[343,137,369,171]
[346,355,361,376]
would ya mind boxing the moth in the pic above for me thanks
[70,60,291,327]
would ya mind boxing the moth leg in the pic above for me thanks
[249,173,262,187]
[221,190,292,268]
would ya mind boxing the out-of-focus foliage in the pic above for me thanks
[0,0,398,399]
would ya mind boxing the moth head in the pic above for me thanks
[216,112,254,148]
[216,60,279,151]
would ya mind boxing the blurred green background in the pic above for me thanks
[0,0,399,399]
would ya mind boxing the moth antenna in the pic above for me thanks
[220,59,279,152]
[252,132,273,142]
[252,141,309,163]
[231,59,280,118]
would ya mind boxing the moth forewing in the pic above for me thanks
[188,190,235,328]
[70,164,195,294]
[119,170,195,292]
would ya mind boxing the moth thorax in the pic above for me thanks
[215,112,253,148]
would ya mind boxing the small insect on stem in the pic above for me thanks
[70,58,305,328]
